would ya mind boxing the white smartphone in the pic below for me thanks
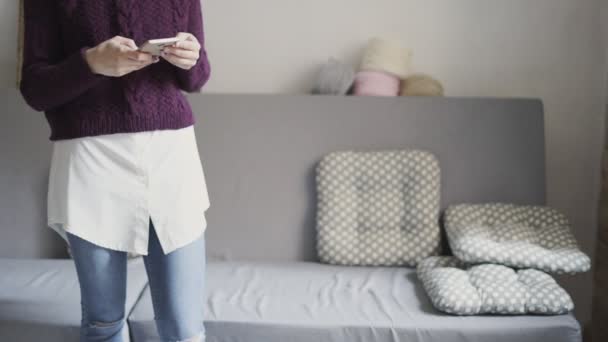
[138,37,182,56]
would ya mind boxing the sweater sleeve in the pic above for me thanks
[19,0,106,112]
[173,0,212,93]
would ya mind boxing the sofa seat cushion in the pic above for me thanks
[128,261,581,342]
[417,256,574,315]
[444,203,591,274]
[315,149,441,266]
[0,257,149,342]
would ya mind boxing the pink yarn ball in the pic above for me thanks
[353,70,400,96]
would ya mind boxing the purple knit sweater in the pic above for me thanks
[20,0,211,141]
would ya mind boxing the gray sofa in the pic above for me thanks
[0,90,582,342]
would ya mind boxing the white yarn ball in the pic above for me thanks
[360,37,412,79]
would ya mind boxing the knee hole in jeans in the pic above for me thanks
[174,330,204,342]
[86,317,124,329]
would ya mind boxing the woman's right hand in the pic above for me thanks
[84,36,159,77]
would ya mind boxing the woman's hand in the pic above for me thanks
[161,32,201,70]
[84,36,159,77]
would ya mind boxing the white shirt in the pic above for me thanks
[47,125,210,256]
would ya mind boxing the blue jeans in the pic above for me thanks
[66,218,206,342]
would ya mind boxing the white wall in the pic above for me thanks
[1,0,606,327]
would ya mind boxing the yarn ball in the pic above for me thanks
[400,74,444,96]
[353,70,401,97]
[360,37,412,79]
[311,58,356,95]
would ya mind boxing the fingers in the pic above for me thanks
[162,53,196,69]
[113,35,138,50]
[109,34,199,74]
[125,50,156,63]
[173,39,200,51]
[163,46,198,60]
[117,51,158,76]
[99,35,160,77]
[162,33,199,69]
[176,32,194,41]
[162,37,200,69]
[175,32,201,49]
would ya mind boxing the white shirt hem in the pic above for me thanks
[48,219,207,256]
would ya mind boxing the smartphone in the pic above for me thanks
[138,37,182,56]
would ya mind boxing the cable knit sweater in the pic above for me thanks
[20,0,211,141]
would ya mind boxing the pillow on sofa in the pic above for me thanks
[417,256,574,315]
[315,149,441,266]
[444,203,590,274]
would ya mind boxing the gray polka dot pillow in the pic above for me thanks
[315,149,441,266]
[444,203,590,274]
[417,256,574,315]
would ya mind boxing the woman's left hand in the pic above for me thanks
[161,32,201,70]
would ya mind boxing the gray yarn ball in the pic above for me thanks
[311,58,356,95]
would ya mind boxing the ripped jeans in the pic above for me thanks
[66,218,206,342]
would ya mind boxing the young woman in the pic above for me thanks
[20,1,212,341]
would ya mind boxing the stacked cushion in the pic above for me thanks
[444,203,591,274]
[314,148,588,317]
[417,256,574,315]
[315,149,441,266]
[416,203,590,316]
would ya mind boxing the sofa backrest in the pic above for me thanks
[0,90,545,260]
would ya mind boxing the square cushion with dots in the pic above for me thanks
[444,203,591,274]
[417,256,574,315]
[315,149,441,266]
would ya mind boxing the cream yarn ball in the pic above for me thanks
[360,37,412,79]
[400,73,444,96]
